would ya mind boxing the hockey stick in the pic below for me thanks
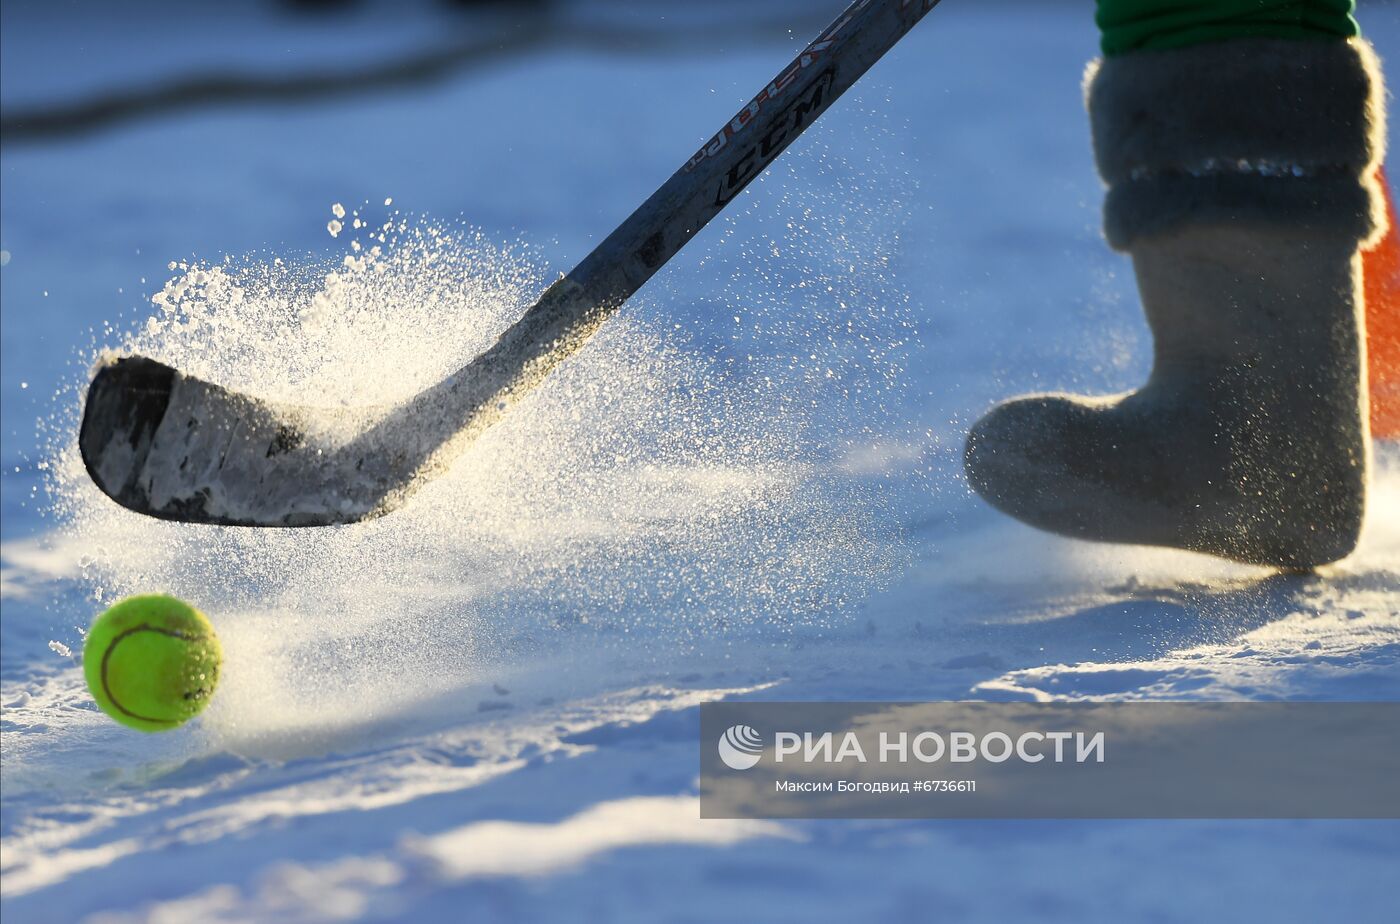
[80,0,941,527]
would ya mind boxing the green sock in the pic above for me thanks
[1096,0,1358,55]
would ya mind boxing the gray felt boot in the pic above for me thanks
[964,38,1388,569]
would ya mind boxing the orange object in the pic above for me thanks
[1363,168,1400,439]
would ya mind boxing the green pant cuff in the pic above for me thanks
[1096,0,1358,56]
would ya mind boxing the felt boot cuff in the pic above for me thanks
[1086,38,1387,249]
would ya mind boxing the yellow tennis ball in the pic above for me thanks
[83,594,222,732]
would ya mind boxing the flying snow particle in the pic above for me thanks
[327,220,343,238]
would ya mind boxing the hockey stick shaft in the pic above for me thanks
[453,0,940,404]
[577,0,939,305]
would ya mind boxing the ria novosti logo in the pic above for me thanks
[717,724,765,770]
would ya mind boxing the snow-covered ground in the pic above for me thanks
[3,1,1398,921]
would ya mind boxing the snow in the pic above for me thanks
[3,1,1399,922]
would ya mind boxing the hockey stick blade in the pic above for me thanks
[81,277,600,526]
[79,0,940,527]
[81,355,406,526]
